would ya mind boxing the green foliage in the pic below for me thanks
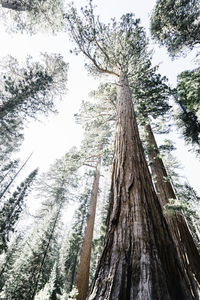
[65,1,149,77]
[131,64,171,122]
[67,287,79,299]
[159,143,200,245]
[35,149,80,207]
[0,204,61,299]
[0,232,24,290]
[0,169,38,253]
[177,69,200,117]
[59,189,90,296]
[0,149,81,299]
[1,0,65,34]
[173,69,200,148]
[0,54,68,120]
[175,107,200,147]
[0,159,20,194]
[89,212,106,283]
[0,54,68,159]
[34,262,57,300]
[75,83,116,168]
[164,184,200,246]
[151,0,200,56]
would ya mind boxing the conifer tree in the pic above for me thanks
[89,174,110,285]
[0,159,19,193]
[156,143,200,246]
[174,68,200,149]
[0,232,24,290]
[0,0,65,33]
[59,189,90,297]
[34,262,58,300]
[0,153,33,201]
[0,150,79,299]
[65,2,199,298]
[0,202,62,300]
[74,93,115,300]
[0,168,38,253]
[150,0,200,56]
[128,59,200,289]
[75,157,101,300]
[0,54,68,157]
[144,124,200,288]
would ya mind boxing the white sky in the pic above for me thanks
[0,0,200,195]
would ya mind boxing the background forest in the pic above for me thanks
[0,0,199,299]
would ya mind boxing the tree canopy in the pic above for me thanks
[151,0,200,56]
[174,68,200,148]
[65,2,150,77]
[1,0,65,33]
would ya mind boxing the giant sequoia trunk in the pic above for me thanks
[87,72,199,300]
[76,157,101,300]
[145,122,200,292]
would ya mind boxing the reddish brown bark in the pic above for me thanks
[87,73,199,299]
[76,157,101,300]
[145,122,200,294]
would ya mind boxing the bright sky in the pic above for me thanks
[0,0,200,195]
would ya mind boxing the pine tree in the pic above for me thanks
[0,202,62,300]
[34,262,58,300]
[0,54,68,120]
[0,168,38,253]
[144,124,200,291]
[89,174,110,285]
[129,58,200,291]
[0,159,19,193]
[0,153,33,201]
[75,157,101,300]
[74,94,114,300]
[0,0,64,33]
[0,54,68,158]
[156,144,200,246]
[59,189,90,297]
[150,0,200,56]
[0,232,24,290]
[174,68,200,148]
[0,150,79,299]
[65,3,199,298]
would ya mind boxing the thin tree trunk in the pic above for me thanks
[88,72,199,300]
[30,202,62,300]
[70,213,86,291]
[144,121,200,293]
[0,152,33,200]
[76,156,101,300]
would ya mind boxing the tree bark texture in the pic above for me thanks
[76,157,101,300]
[87,73,199,300]
[145,122,200,295]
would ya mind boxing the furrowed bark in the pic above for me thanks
[76,156,101,300]
[145,121,200,296]
[87,72,199,300]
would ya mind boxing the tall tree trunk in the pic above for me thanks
[76,156,101,300]
[0,152,33,200]
[88,72,199,300]
[30,202,62,300]
[144,121,200,291]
